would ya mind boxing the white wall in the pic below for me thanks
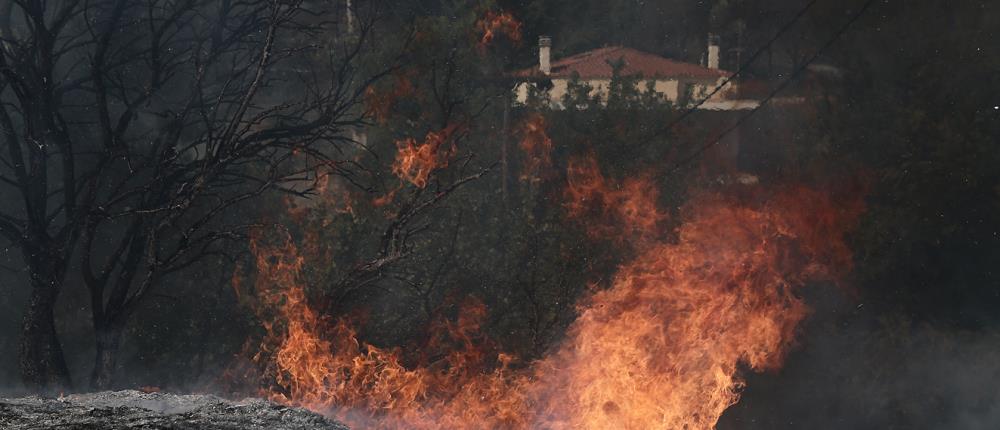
[515,76,734,109]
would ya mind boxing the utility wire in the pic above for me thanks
[659,0,878,177]
[642,0,823,143]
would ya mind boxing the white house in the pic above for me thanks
[512,36,757,110]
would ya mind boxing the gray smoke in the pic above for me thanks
[720,286,1000,430]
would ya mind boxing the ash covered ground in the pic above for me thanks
[0,390,348,429]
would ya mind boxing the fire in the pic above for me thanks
[371,185,400,207]
[245,160,862,428]
[281,167,356,221]
[526,185,861,429]
[564,154,669,245]
[249,230,528,428]
[365,73,415,124]
[476,10,522,51]
[391,125,460,188]
[518,113,554,183]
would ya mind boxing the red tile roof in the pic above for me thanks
[512,46,730,80]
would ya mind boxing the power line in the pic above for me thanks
[660,0,878,177]
[643,0,823,143]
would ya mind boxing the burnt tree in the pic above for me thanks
[0,0,394,390]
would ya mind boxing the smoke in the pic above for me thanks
[719,286,1000,430]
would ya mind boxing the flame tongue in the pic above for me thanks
[392,125,461,188]
[518,113,554,183]
[564,154,670,246]
[529,187,857,429]
[247,180,860,429]
[476,11,523,51]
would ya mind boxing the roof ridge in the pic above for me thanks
[509,44,731,79]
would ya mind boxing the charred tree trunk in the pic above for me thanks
[19,264,72,392]
[89,323,124,390]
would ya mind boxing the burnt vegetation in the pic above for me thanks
[0,0,392,390]
[0,0,998,429]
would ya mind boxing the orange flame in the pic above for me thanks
[391,125,460,188]
[281,164,356,219]
[476,11,523,52]
[245,170,862,428]
[525,185,861,429]
[371,185,401,208]
[365,74,415,124]
[564,154,669,245]
[518,113,554,183]
[248,230,528,427]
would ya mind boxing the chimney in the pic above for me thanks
[707,34,720,70]
[345,0,354,35]
[539,36,552,75]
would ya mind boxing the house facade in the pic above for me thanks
[513,36,756,110]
